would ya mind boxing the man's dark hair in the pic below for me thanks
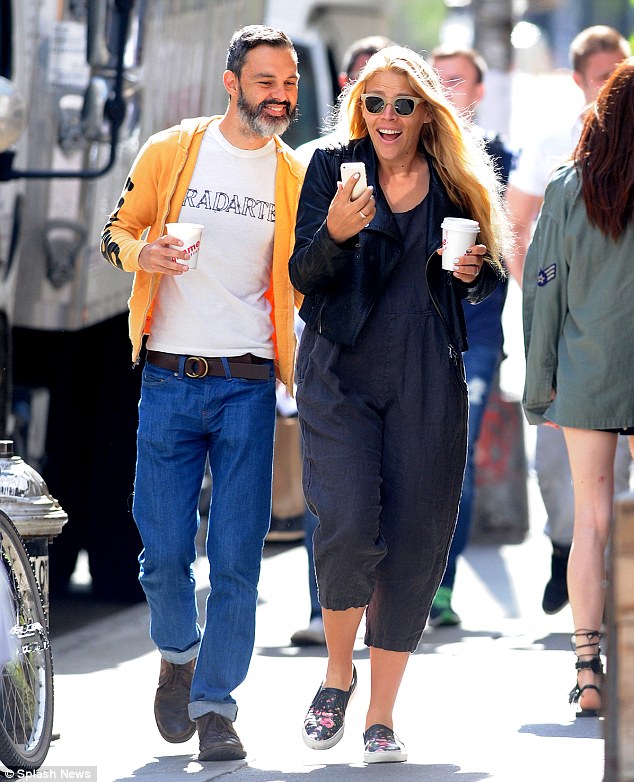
[429,45,488,84]
[226,25,297,78]
[341,35,394,79]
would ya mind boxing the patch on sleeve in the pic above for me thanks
[537,263,556,286]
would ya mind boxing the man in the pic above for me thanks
[506,25,631,614]
[100,25,304,761]
[427,46,515,626]
[289,34,394,647]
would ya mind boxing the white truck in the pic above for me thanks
[0,0,385,601]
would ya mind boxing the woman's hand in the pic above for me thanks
[438,243,487,283]
[138,234,189,274]
[326,174,376,244]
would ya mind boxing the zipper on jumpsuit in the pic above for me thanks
[316,297,326,333]
[424,250,462,370]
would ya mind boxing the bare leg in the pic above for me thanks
[322,606,365,690]
[563,427,616,712]
[366,647,409,730]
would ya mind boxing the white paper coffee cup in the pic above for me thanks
[440,217,480,271]
[166,222,204,269]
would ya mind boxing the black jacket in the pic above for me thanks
[289,135,501,353]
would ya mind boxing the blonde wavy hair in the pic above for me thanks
[337,46,512,272]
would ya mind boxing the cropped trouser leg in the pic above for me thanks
[298,327,467,652]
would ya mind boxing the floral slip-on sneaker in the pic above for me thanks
[302,666,357,749]
[363,723,407,764]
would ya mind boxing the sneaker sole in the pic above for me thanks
[302,723,345,750]
[302,674,356,750]
[364,749,408,763]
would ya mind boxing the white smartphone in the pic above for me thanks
[340,162,368,201]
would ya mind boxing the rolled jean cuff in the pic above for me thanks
[189,701,238,722]
[159,640,199,665]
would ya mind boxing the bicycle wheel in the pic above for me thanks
[0,509,53,772]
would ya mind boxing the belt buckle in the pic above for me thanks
[185,356,209,378]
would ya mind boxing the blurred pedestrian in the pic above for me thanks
[290,45,511,762]
[427,45,515,627]
[523,57,634,717]
[100,25,303,761]
[290,34,394,648]
[506,25,631,615]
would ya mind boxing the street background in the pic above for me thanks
[2,0,633,779]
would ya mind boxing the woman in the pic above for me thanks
[523,58,634,717]
[289,46,510,762]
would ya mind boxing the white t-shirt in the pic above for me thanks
[148,120,277,358]
[508,116,583,197]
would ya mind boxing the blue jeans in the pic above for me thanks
[440,344,500,591]
[133,359,276,721]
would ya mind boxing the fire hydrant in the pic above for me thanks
[0,439,67,621]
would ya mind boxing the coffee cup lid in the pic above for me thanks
[441,217,479,230]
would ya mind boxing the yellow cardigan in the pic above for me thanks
[101,116,305,392]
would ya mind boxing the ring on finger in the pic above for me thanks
[359,211,367,220]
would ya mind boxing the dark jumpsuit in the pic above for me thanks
[295,195,469,653]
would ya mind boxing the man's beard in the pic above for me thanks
[237,90,298,137]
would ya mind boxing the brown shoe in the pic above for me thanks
[196,712,246,761]
[154,657,196,743]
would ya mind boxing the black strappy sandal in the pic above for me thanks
[568,630,604,718]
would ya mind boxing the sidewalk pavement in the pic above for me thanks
[35,467,606,782]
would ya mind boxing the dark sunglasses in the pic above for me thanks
[361,93,425,116]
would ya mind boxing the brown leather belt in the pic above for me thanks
[146,350,271,380]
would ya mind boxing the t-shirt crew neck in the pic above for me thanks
[210,119,276,158]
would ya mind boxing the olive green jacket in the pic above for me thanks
[522,162,634,429]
